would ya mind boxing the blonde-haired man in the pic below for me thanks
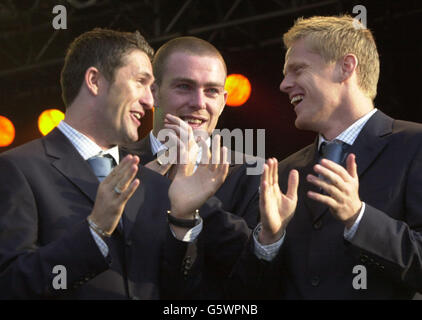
[255,15,422,299]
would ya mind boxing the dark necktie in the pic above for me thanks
[319,140,350,167]
[87,154,116,182]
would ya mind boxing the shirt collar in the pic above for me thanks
[57,120,120,164]
[318,108,378,150]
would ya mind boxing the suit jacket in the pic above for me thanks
[0,128,189,299]
[263,110,422,299]
[123,133,262,299]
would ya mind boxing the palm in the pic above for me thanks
[168,134,229,218]
[259,158,299,243]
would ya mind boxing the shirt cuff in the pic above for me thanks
[89,227,109,257]
[170,217,203,242]
[253,223,284,261]
[344,202,366,240]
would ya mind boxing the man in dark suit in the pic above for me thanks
[123,36,271,299]
[245,15,422,299]
[0,28,231,299]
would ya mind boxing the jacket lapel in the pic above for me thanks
[43,128,99,203]
[347,110,392,178]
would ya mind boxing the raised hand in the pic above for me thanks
[259,158,299,245]
[168,134,229,219]
[87,155,140,237]
[306,153,362,229]
[163,113,201,172]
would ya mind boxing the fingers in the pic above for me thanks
[211,134,221,168]
[197,135,210,165]
[312,163,347,192]
[307,190,337,207]
[319,159,350,181]
[306,174,342,200]
[119,178,140,204]
[346,153,358,178]
[219,146,229,180]
[286,169,299,200]
[114,156,139,194]
[102,155,139,197]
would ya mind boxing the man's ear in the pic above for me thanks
[219,90,228,115]
[340,54,358,82]
[84,67,103,96]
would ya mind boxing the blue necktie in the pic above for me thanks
[87,155,116,182]
[319,140,350,167]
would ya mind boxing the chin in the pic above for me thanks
[294,117,313,131]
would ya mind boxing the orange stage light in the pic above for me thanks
[0,115,15,147]
[38,109,65,136]
[225,74,252,107]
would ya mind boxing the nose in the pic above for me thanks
[191,90,207,110]
[279,74,293,93]
[140,86,154,110]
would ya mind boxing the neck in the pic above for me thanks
[320,99,374,140]
[65,104,115,150]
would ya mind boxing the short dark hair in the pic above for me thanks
[60,28,154,108]
[153,36,227,85]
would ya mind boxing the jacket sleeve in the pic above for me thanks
[347,147,422,293]
[0,157,109,299]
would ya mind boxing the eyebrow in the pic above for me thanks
[135,72,154,81]
[283,62,307,76]
[171,77,225,88]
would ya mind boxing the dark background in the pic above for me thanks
[1,0,421,159]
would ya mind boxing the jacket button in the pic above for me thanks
[311,276,320,287]
[313,220,322,230]
[126,240,132,247]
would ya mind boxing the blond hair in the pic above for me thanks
[283,15,380,100]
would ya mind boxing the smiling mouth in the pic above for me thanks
[291,95,304,106]
[180,116,206,127]
[130,111,142,125]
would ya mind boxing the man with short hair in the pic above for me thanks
[0,28,229,299]
[254,15,422,299]
[124,36,276,299]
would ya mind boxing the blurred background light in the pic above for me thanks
[38,109,65,136]
[225,74,252,107]
[0,115,15,147]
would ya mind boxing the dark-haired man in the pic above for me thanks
[0,28,229,299]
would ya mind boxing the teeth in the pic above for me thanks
[133,113,141,120]
[184,118,203,124]
[291,95,304,105]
